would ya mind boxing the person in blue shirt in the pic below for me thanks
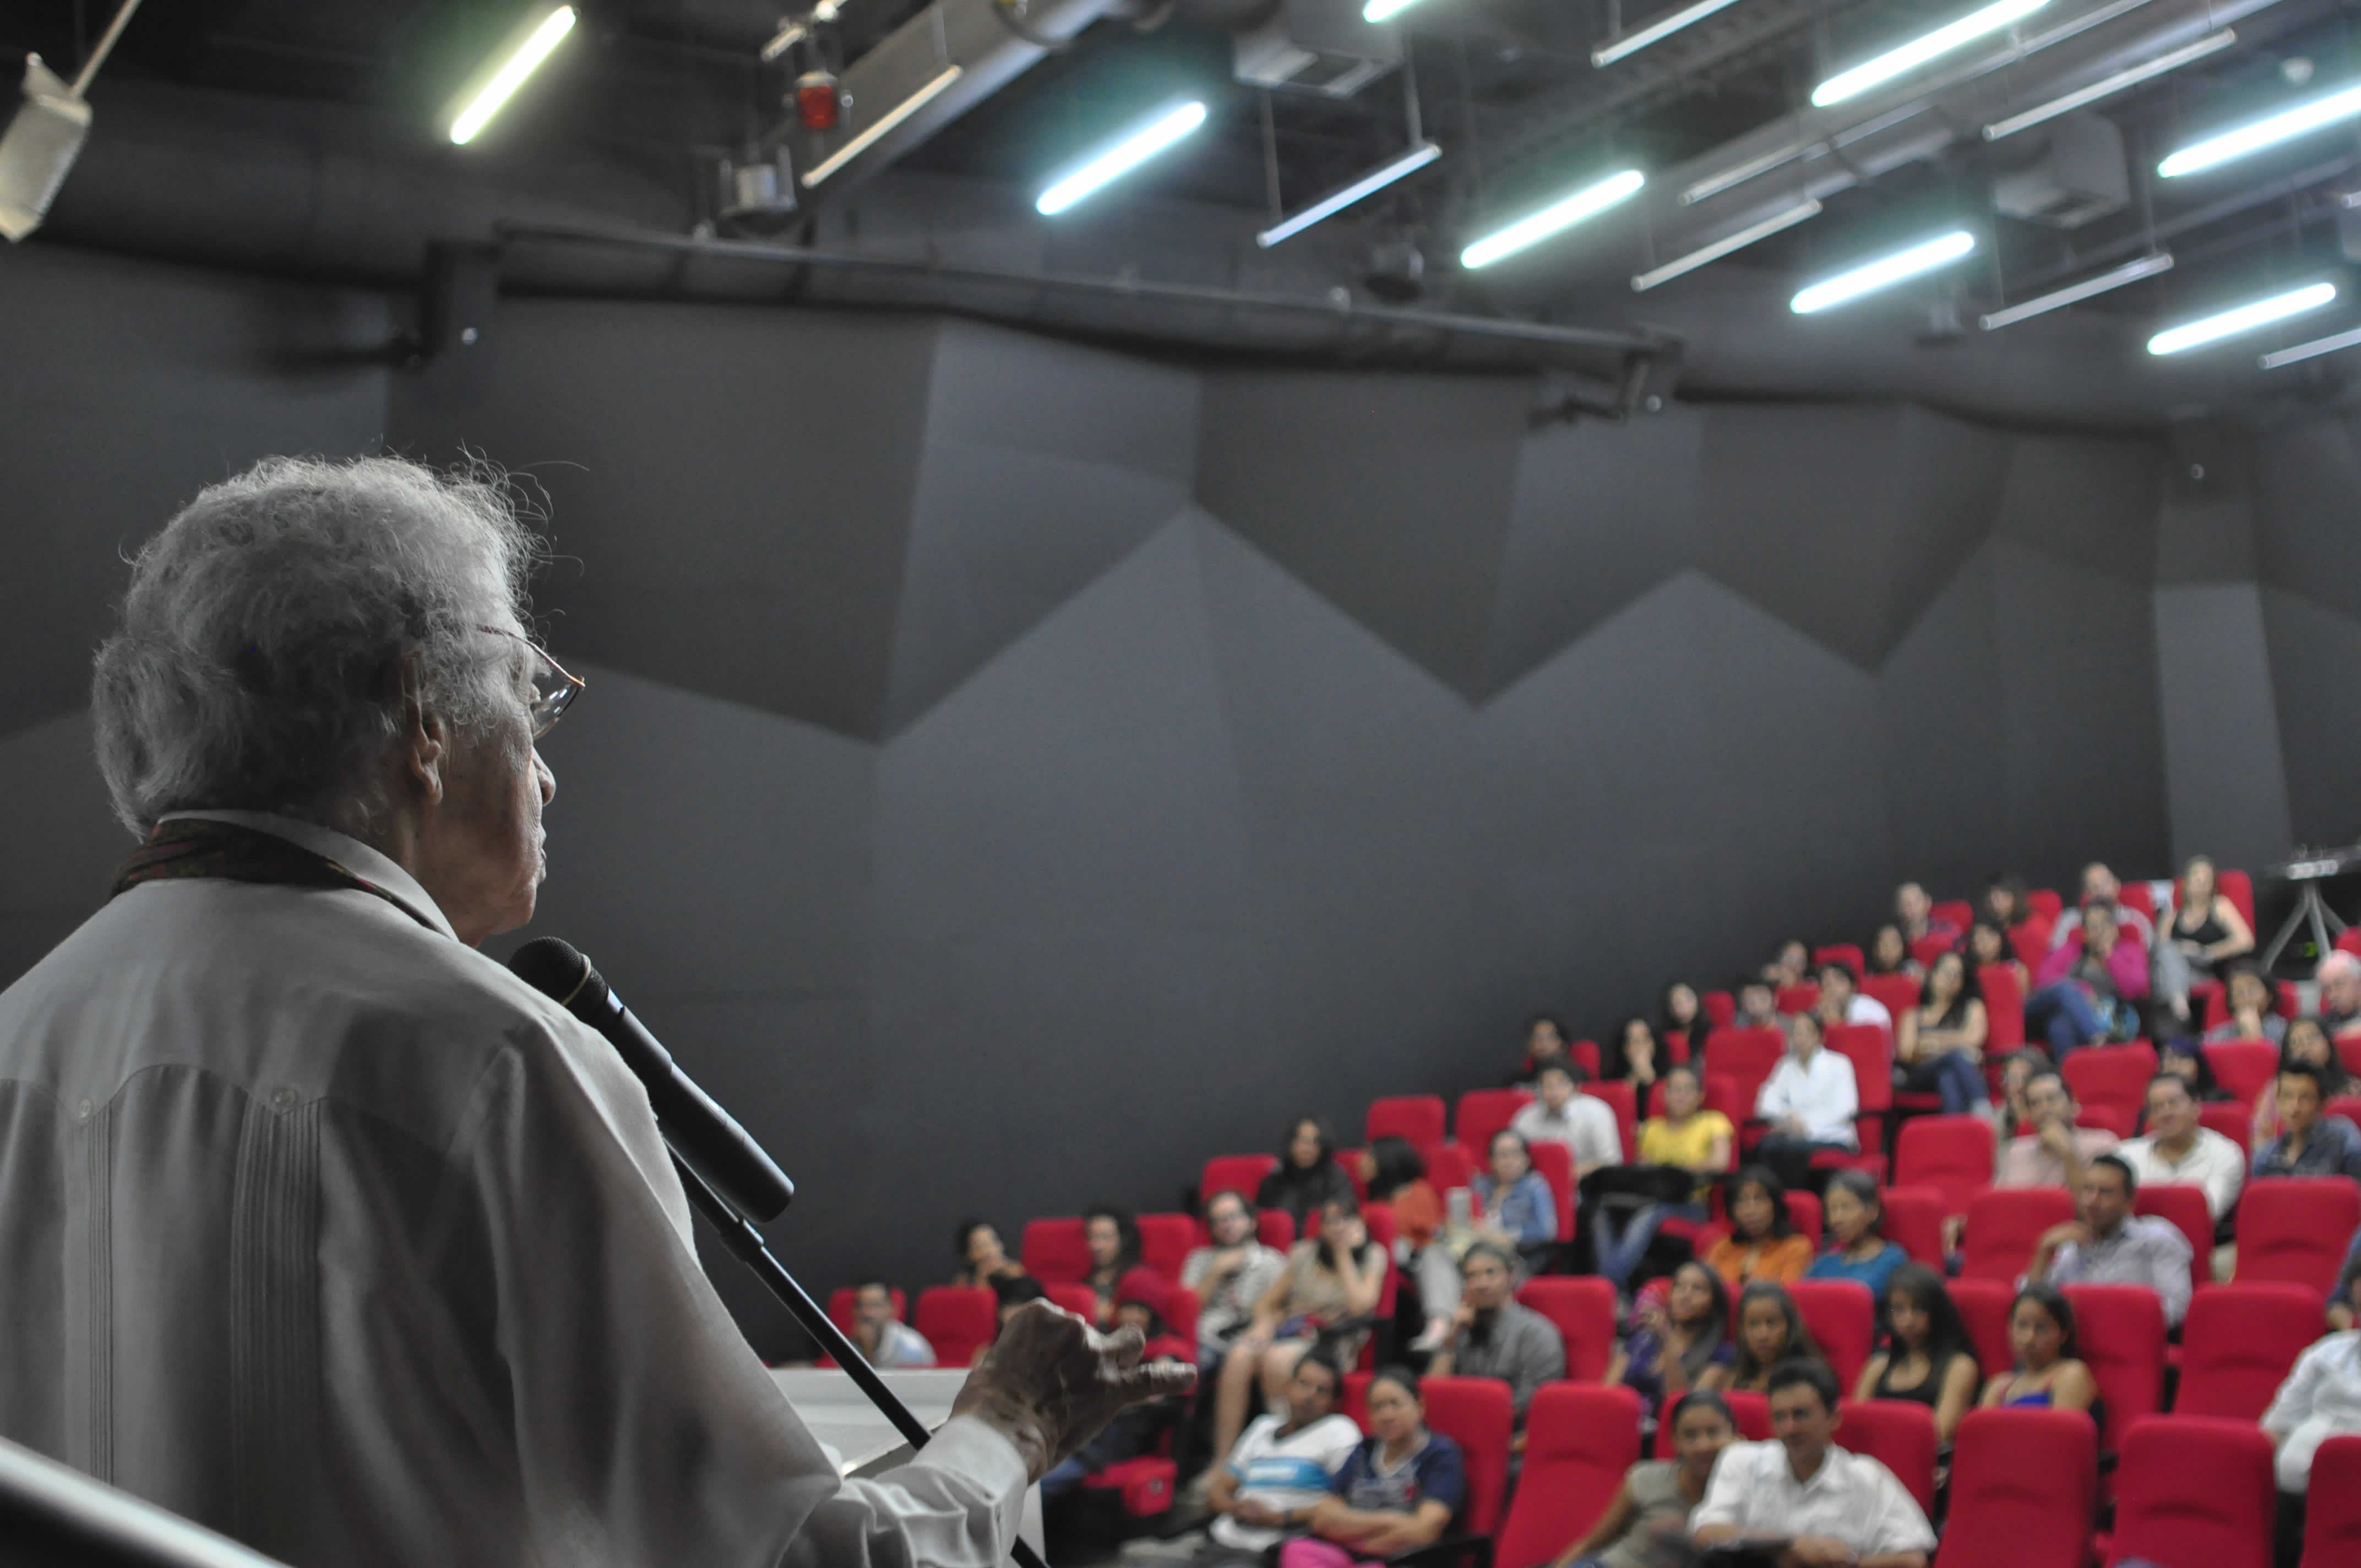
[1280,1367,1466,1568]
[1804,1170,1907,1306]
[1471,1130,1557,1275]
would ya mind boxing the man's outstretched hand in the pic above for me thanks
[950,1302,1199,1479]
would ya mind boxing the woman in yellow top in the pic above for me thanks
[1593,1066,1734,1288]
[1702,1167,1814,1288]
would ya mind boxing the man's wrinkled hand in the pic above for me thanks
[950,1301,1198,1480]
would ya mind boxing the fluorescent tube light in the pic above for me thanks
[1036,101,1207,215]
[2159,80,2361,177]
[1978,252,2173,328]
[1631,198,1821,291]
[1592,0,1750,67]
[2261,324,2361,368]
[1791,229,1976,313]
[1811,0,2048,108]
[801,64,965,187]
[450,6,577,146]
[1258,141,1441,247]
[1364,0,1426,18]
[2148,282,2336,354]
[1983,29,2235,139]
[1460,168,1646,270]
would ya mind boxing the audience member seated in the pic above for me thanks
[1515,1014,1573,1085]
[1734,978,1780,1032]
[2206,962,2288,1048]
[1705,1166,1814,1288]
[848,1280,937,1369]
[1595,1065,1733,1289]
[1612,1016,1662,1093]
[1755,1012,1860,1194]
[2159,1037,2234,1102]
[1210,1197,1387,1464]
[1995,1049,2045,1135]
[1968,919,2031,1005]
[1473,1130,1559,1275]
[1427,1242,1566,1431]
[1660,982,1706,1052]
[1856,1264,1981,1442]
[1978,1283,2098,1417]
[1548,1389,1739,1568]
[1896,881,1959,951]
[1732,1282,1826,1394]
[1362,1136,1443,1246]
[1869,923,1922,982]
[2119,1071,2245,1222]
[1194,1348,1361,1568]
[1816,959,1892,1048]
[2027,901,2146,1056]
[1259,1117,1358,1230]
[2264,1268,2361,1514]
[1513,1061,1623,1179]
[1807,1170,1908,1300]
[2254,1019,2354,1146]
[1609,1262,1734,1415]
[2157,853,2256,1022]
[2253,1061,2361,1183]
[1981,873,2038,935]
[1279,1368,1465,1568]
[1897,950,1992,1117]
[1186,1190,1292,1375]
[1690,1360,1936,1568]
[2049,862,2156,950]
[2319,951,2361,1043]
[992,1274,1049,1328]
[1766,938,1813,990]
[953,1218,1035,1292]
[1996,1068,2118,1188]
[1083,1205,1143,1324]
[2026,1152,2192,1328]
[1042,1272,1195,1502]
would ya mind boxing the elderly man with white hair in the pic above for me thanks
[2319,951,2361,1043]
[0,456,1186,1567]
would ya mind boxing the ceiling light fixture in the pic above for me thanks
[2160,80,2361,177]
[2148,282,2336,353]
[450,6,578,146]
[1811,0,2048,108]
[1592,0,1751,67]
[2260,323,2361,368]
[1983,29,2235,139]
[1978,251,2173,328]
[1363,0,1427,19]
[801,64,965,187]
[1631,198,1821,290]
[1258,141,1442,247]
[1791,228,1976,312]
[1036,101,1208,215]
[1460,168,1646,270]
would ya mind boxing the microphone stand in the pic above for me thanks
[666,1152,1056,1568]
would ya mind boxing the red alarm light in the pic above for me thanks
[795,70,841,133]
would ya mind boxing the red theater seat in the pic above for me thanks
[1454,1088,1533,1151]
[2061,1042,2158,1128]
[1646,1073,1744,1125]
[1583,1079,1638,1163]
[915,1286,998,1369]
[1776,981,1821,1017]
[1933,1408,2097,1568]
[1656,1389,1769,1457]
[2130,1184,2212,1298]
[2303,1435,2361,1568]
[1935,899,1976,933]
[1492,1384,1643,1568]
[2238,1178,2361,1295]
[1528,1140,1577,1244]
[1704,989,1736,1028]
[1704,1027,1787,1119]
[1949,1278,2017,1379]
[1836,1399,1939,1518]
[1516,1277,1616,1381]
[2200,1101,2253,1148]
[1960,1186,2074,1281]
[1367,1095,1446,1148]
[1981,962,2026,1052]
[1814,944,1866,976]
[2106,1415,2275,1568]
[2206,1038,2281,1110]
[1046,1282,1098,1320]
[1880,1184,1946,1267]
[1423,1140,1477,1193]
[1021,1217,1091,1283]
[1908,933,1956,970]
[2063,1284,2165,1463]
[1200,1154,1276,1207]
[1896,1116,1999,1217]
[1418,1376,1514,1536]
[1789,1280,1876,1392]
[2178,1282,2325,1422]
[1136,1213,1196,1280]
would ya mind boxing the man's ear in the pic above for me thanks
[395,660,448,808]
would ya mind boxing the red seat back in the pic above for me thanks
[1335,1151,1368,1201]
[1021,1217,1092,1283]
[2303,1434,2361,1568]
[2199,1101,2253,1147]
[2332,1095,2361,1128]
[915,1285,998,1368]
[2062,1042,2160,1126]
[1569,1041,1603,1079]
[1960,1186,2074,1281]
[2107,1415,2276,1568]
[1646,1073,1744,1126]
[1815,944,1867,976]
[1367,1095,1446,1148]
[1138,1213,1196,1281]
[1201,1154,1277,1207]
[1934,1408,2098,1568]
[1909,933,1956,970]
[2061,1284,2165,1460]
[1981,962,2026,1052]
[1880,1184,1947,1267]
[2206,1039,2281,1111]
[1776,981,1821,1017]
[2119,881,2156,918]
[1418,1375,1515,1535]
[1704,989,1736,1028]
[1790,1279,1877,1391]
[1934,900,1976,933]
[1582,1080,1639,1163]
[2028,889,2064,921]
[1836,1399,1939,1518]
[1863,972,1923,1022]
[2179,1282,2326,1421]
[1423,1140,1477,1193]
[1527,1140,1577,1243]
[1896,1117,2000,1217]
[1704,1027,1787,1117]
[1826,1025,1891,1147]
[2076,1104,2137,1140]
[1493,1385,1643,1568]
[2011,921,2050,970]
[2130,1184,2213,1298]
[2218,869,2256,930]
[1455,1088,1534,1151]
[2238,1178,2361,1294]
[1046,1281,1098,1319]
[1949,1277,2017,1379]
[1516,1277,1617,1381]
[1655,1389,1770,1457]
[1256,1209,1296,1250]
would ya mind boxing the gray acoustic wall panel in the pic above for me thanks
[2253,413,2361,623]
[2153,584,2294,874]
[2260,587,2361,847]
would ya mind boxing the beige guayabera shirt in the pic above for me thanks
[0,810,1024,1567]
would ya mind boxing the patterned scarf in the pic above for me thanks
[112,816,398,907]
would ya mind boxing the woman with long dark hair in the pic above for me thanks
[1897,950,1990,1117]
[1257,1115,1356,1228]
[1730,1282,1826,1393]
[1804,1170,1906,1300]
[1856,1264,1980,1441]
[1607,1261,1733,1414]
[1979,1283,2098,1414]
[1703,1166,1813,1288]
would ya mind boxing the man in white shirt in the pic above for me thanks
[1691,1360,1934,1567]
[1994,1070,2118,1189]
[2117,1071,2245,1223]
[1510,1061,1623,1177]
[851,1282,938,1369]
[0,456,1189,1568]
[1195,1348,1361,1564]
[2262,1259,2361,1565]
[1755,1012,1860,1195]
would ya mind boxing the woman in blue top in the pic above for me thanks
[1281,1366,1467,1568]
[1804,1170,1907,1305]
[1471,1130,1556,1275]
[1979,1282,2099,1416]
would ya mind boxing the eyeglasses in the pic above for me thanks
[479,626,585,739]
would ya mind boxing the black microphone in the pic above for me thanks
[509,937,796,1222]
